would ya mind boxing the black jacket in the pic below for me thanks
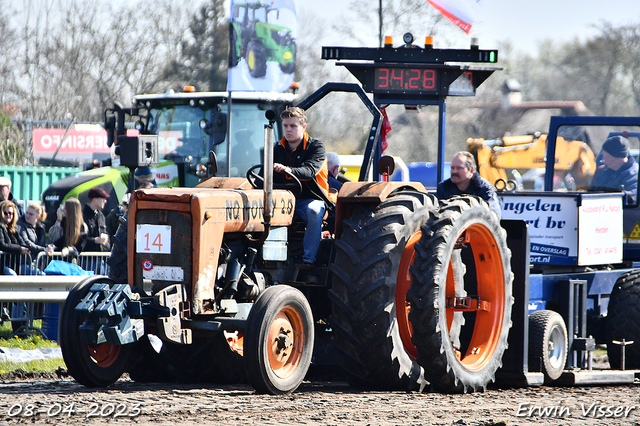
[82,204,111,252]
[273,133,330,202]
[0,223,27,272]
[105,206,125,238]
[18,218,47,255]
[590,155,638,203]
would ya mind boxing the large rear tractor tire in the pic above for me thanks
[407,196,513,393]
[246,39,267,78]
[329,192,436,391]
[244,285,314,394]
[59,276,132,387]
[606,269,640,370]
[528,310,567,381]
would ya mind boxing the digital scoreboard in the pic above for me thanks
[322,44,500,99]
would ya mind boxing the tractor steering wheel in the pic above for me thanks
[246,164,303,195]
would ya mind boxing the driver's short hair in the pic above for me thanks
[453,151,477,173]
[280,107,307,125]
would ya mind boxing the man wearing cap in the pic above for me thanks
[590,135,638,203]
[83,187,111,252]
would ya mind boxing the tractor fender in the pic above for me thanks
[337,181,427,203]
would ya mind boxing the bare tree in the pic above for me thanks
[161,0,228,92]
[17,0,191,122]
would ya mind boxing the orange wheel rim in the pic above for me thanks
[445,223,505,372]
[267,307,304,379]
[87,343,120,367]
[396,231,421,359]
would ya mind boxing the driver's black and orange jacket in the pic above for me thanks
[273,132,332,202]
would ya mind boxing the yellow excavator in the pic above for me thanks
[467,132,596,190]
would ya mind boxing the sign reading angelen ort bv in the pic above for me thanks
[32,127,185,160]
[499,193,623,266]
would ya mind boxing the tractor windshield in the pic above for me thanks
[252,5,268,22]
[147,105,209,160]
[217,102,274,177]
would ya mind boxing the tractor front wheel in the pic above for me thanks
[59,276,132,387]
[244,285,314,394]
[246,39,267,78]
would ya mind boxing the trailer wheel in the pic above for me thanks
[329,192,436,391]
[407,196,513,393]
[59,276,131,387]
[528,310,567,381]
[606,270,640,369]
[246,39,267,78]
[244,285,314,394]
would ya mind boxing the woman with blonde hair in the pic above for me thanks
[19,202,52,256]
[0,200,30,275]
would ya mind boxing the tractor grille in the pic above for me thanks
[134,209,192,297]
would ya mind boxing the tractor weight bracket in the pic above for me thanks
[76,283,145,346]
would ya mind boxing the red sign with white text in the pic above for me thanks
[32,128,110,157]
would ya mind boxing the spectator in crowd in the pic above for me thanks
[135,167,156,189]
[47,203,65,244]
[590,135,638,203]
[50,198,88,257]
[108,168,156,282]
[0,177,23,216]
[19,202,53,257]
[0,200,30,275]
[325,152,343,235]
[106,193,130,239]
[82,187,111,252]
[436,151,502,218]
[326,152,343,195]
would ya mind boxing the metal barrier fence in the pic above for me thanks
[0,251,110,339]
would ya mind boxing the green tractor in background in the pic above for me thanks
[230,1,296,78]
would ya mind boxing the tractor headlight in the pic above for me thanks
[271,29,291,46]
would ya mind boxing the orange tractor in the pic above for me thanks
[59,34,512,394]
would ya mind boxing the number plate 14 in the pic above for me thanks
[136,224,171,254]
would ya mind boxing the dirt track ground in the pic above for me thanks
[0,373,639,425]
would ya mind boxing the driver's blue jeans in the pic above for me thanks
[294,198,325,263]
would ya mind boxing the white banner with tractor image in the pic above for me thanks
[500,193,623,266]
[227,0,297,92]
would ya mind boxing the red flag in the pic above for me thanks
[426,0,481,34]
[380,107,391,153]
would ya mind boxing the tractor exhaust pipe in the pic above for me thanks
[245,111,275,246]
[263,110,276,229]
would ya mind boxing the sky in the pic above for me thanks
[305,0,640,55]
